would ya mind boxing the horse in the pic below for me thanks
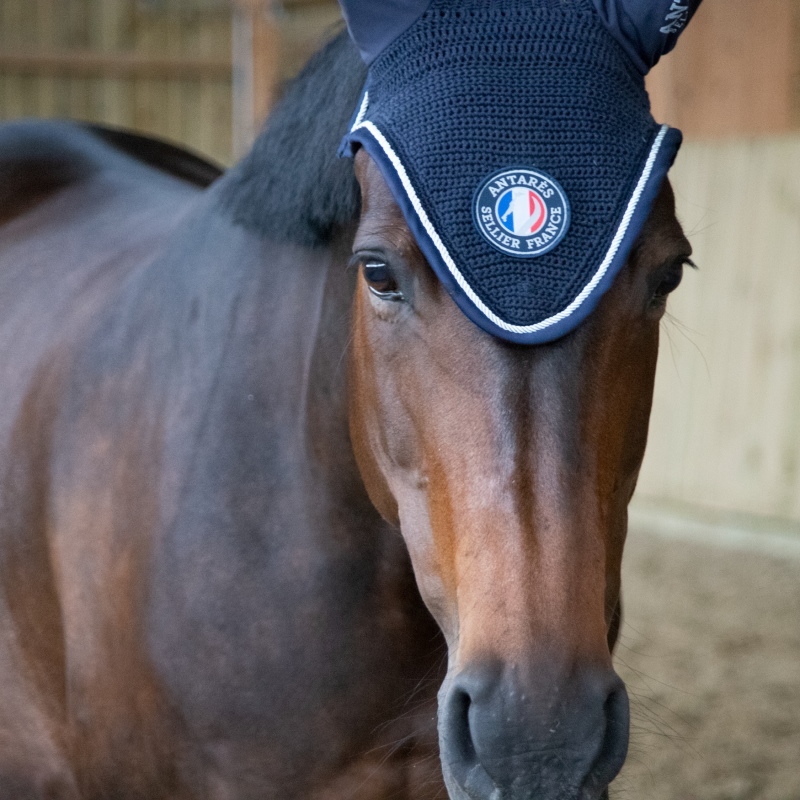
[0,30,691,800]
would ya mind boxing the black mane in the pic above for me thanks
[86,124,224,187]
[220,30,367,247]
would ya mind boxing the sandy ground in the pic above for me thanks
[612,527,800,800]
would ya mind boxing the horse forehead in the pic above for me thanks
[354,151,418,251]
[355,152,404,223]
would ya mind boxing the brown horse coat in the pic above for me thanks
[0,119,443,799]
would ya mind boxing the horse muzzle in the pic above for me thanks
[438,659,629,800]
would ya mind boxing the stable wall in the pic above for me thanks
[0,0,235,164]
[647,0,800,138]
[636,136,800,526]
[0,0,342,166]
[638,0,800,528]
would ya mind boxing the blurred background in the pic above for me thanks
[0,0,344,164]
[1,1,799,798]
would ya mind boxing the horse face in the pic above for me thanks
[348,151,691,800]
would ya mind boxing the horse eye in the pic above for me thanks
[362,261,404,301]
[650,259,689,308]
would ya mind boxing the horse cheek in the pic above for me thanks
[348,296,400,526]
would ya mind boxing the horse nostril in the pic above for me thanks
[443,686,475,763]
[588,681,630,791]
[440,685,500,800]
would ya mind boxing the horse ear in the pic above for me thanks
[337,0,433,64]
[591,0,703,73]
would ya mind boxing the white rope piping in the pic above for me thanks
[353,91,370,129]
[350,119,669,335]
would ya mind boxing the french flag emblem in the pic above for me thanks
[497,188,547,236]
[473,167,570,258]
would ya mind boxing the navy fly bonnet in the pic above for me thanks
[337,0,702,344]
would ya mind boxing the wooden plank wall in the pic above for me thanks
[230,0,341,158]
[0,0,234,164]
[0,0,343,165]
[635,136,800,524]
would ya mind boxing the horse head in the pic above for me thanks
[349,154,690,797]
[339,1,699,797]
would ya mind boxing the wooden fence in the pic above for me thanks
[0,0,234,164]
[0,0,342,165]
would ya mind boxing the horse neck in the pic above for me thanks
[124,186,360,510]
[203,191,356,377]
[247,225,359,453]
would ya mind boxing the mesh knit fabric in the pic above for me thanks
[341,0,682,344]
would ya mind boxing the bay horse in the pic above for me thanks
[0,31,691,800]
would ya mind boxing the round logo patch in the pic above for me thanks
[473,168,571,258]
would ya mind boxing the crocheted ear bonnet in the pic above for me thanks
[338,0,700,344]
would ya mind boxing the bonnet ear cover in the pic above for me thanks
[338,0,703,345]
[592,0,702,72]
[338,0,433,64]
